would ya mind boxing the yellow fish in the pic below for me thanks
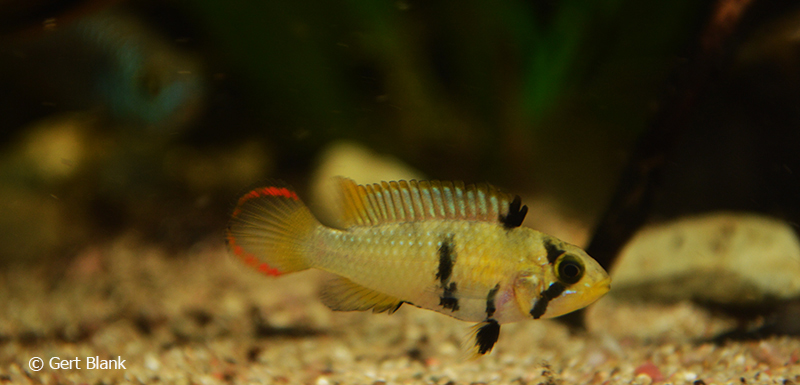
[227,178,610,356]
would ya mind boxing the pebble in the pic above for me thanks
[145,353,160,371]
[634,361,665,382]
[611,212,800,305]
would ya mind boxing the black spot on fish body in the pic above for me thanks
[474,319,501,355]
[440,297,459,311]
[543,239,564,265]
[529,282,566,319]
[485,284,500,318]
[436,235,459,311]
[436,235,455,284]
[500,195,528,229]
[440,282,459,311]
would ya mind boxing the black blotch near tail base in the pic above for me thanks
[475,319,501,355]
[529,282,566,319]
[501,195,528,229]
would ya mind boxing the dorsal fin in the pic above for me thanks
[336,177,527,228]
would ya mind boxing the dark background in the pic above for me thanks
[1,0,798,270]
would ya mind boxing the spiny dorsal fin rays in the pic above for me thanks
[336,177,521,228]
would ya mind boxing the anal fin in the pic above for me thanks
[320,275,404,314]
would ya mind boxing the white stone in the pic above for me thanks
[610,212,800,304]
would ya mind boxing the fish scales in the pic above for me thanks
[311,220,520,322]
[227,177,610,357]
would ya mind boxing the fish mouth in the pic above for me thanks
[586,277,612,302]
[536,276,612,319]
[570,276,611,309]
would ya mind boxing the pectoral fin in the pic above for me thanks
[320,275,404,314]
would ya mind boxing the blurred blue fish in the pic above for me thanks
[0,7,205,132]
[74,11,204,128]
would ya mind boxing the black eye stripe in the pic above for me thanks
[529,282,566,319]
[544,240,563,265]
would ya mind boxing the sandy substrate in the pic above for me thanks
[1,235,798,385]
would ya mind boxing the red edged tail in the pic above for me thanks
[226,182,319,276]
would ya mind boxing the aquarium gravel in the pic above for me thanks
[0,236,798,384]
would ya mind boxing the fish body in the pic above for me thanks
[227,178,610,356]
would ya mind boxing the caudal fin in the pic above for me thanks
[226,182,319,276]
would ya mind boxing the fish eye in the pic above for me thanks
[556,254,584,284]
